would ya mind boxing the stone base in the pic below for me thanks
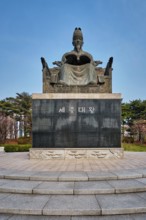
[0,147,4,153]
[29,148,124,159]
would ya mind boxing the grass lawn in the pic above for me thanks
[122,143,146,152]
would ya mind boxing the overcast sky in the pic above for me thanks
[0,0,146,102]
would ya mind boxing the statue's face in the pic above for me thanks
[73,38,83,52]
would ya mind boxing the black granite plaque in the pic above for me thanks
[32,99,121,148]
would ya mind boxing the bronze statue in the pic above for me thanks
[55,27,102,86]
[41,27,113,93]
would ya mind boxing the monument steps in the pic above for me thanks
[0,192,146,217]
[1,168,146,181]
[0,178,146,195]
[0,169,146,218]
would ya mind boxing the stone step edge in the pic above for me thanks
[1,193,146,216]
[1,188,146,195]
[0,183,146,195]
[1,213,146,219]
[1,211,146,217]
[0,172,146,181]
[0,213,146,220]
[0,199,146,216]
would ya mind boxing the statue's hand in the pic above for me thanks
[53,61,62,67]
[94,60,103,66]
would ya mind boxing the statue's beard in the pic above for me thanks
[76,44,81,52]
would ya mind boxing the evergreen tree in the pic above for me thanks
[0,92,32,140]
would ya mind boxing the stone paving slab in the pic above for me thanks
[136,177,146,185]
[4,171,38,180]
[30,172,61,181]
[59,172,88,181]
[86,171,117,181]
[111,170,143,179]
[33,181,74,195]
[96,193,146,215]
[136,192,146,201]
[140,169,146,178]
[0,194,50,215]
[133,213,146,220]
[108,179,146,193]
[72,215,133,219]
[0,214,13,220]
[1,214,146,220]
[133,168,146,178]
[0,193,10,200]
[9,215,70,220]
[0,170,17,179]
[43,195,100,216]
[0,179,42,194]
[0,179,8,186]
[74,181,114,194]
[72,214,146,219]
[135,168,146,177]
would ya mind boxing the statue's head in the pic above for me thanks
[72,27,84,52]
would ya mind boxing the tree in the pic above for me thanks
[0,92,32,139]
[121,102,133,137]
[14,92,32,137]
[129,99,146,121]
[0,112,15,144]
[132,120,146,143]
[122,99,146,142]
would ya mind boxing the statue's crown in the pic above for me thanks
[73,27,83,41]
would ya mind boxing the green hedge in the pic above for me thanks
[4,144,31,152]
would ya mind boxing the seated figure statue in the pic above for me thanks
[41,27,113,93]
[53,27,102,86]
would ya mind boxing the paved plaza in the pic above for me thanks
[0,151,146,172]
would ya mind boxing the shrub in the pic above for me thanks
[4,144,19,152]
[17,145,31,152]
[122,136,134,143]
[4,144,31,152]
[17,137,32,144]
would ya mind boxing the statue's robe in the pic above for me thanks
[59,51,97,86]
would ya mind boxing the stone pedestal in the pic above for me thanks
[31,93,122,154]
[30,148,124,159]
